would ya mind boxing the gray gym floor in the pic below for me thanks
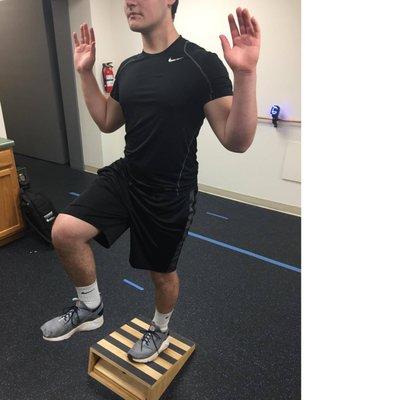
[0,154,301,400]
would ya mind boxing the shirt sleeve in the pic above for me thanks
[201,52,233,106]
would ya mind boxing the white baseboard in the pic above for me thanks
[84,165,301,217]
[198,183,301,217]
[84,165,98,174]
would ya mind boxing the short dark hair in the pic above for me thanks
[171,0,179,20]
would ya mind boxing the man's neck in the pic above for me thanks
[141,22,180,54]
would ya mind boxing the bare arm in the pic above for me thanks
[224,71,257,150]
[79,70,124,133]
[73,23,124,133]
[205,7,260,153]
[204,96,237,151]
[205,70,257,152]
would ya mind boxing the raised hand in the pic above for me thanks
[220,8,261,74]
[73,23,96,74]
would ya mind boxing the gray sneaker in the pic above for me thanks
[41,298,104,341]
[127,321,170,363]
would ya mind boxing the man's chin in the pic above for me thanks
[129,27,143,33]
[128,23,146,33]
[129,25,152,34]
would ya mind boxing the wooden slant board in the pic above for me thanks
[88,317,196,400]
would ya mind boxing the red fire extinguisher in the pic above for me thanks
[102,62,115,93]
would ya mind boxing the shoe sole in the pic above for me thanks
[42,315,104,342]
[128,339,170,363]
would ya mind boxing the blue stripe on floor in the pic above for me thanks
[65,192,299,273]
[123,279,144,291]
[188,231,301,273]
[206,212,229,220]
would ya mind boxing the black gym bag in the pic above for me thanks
[20,188,58,247]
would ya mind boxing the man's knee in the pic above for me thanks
[51,213,99,248]
[150,270,179,288]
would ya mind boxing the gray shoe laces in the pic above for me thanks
[141,327,163,351]
[59,298,81,326]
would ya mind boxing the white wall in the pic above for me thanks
[0,102,7,139]
[68,0,301,208]
[89,0,127,166]
[174,0,301,208]
[69,0,104,168]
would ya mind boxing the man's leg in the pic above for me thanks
[40,213,104,341]
[51,213,99,287]
[52,213,102,309]
[127,270,178,363]
[150,270,180,313]
[150,270,179,331]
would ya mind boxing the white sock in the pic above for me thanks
[76,280,101,310]
[153,308,173,332]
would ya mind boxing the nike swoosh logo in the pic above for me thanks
[168,57,184,63]
[81,289,94,295]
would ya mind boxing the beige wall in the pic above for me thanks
[68,0,301,210]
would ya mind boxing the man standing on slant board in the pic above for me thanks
[41,0,260,364]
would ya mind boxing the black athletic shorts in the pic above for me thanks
[61,158,198,273]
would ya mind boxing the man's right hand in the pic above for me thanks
[73,23,96,74]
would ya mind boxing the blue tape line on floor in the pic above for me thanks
[65,192,299,273]
[69,192,80,197]
[123,279,144,291]
[188,231,301,273]
[206,212,229,220]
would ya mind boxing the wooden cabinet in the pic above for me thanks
[0,144,26,246]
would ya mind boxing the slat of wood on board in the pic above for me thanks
[109,331,173,371]
[115,328,178,366]
[91,344,155,387]
[162,347,184,361]
[97,339,162,381]
[105,335,167,376]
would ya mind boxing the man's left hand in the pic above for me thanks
[220,7,261,74]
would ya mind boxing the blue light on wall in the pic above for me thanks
[270,105,281,127]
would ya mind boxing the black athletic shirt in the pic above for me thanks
[110,35,233,193]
